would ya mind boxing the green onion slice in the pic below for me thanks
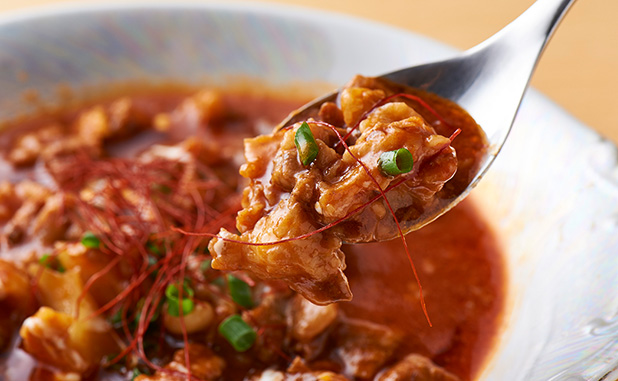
[218,314,257,352]
[81,232,100,249]
[294,122,319,166]
[200,259,212,274]
[152,183,172,194]
[110,308,123,326]
[39,253,65,273]
[227,275,253,308]
[378,148,414,176]
[131,368,149,381]
[39,254,51,267]
[165,282,195,317]
[146,240,163,256]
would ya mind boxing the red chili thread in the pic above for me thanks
[39,89,456,377]
[178,116,458,327]
[341,92,453,143]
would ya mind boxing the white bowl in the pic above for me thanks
[1,3,617,380]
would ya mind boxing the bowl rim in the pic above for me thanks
[0,0,453,56]
[2,3,614,380]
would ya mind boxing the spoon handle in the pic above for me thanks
[475,0,577,61]
[456,0,577,149]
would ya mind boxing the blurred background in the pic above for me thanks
[1,0,616,143]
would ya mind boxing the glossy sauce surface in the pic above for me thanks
[343,199,504,379]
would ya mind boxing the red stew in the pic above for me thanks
[0,83,503,381]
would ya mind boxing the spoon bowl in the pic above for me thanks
[277,0,576,240]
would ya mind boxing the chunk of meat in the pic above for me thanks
[0,260,36,316]
[31,194,73,244]
[0,181,19,222]
[334,320,402,379]
[56,242,126,307]
[29,266,99,318]
[377,354,460,381]
[1,181,52,246]
[291,295,338,341]
[106,97,153,138]
[75,106,110,146]
[209,77,457,304]
[339,87,385,127]
[7,98,154,178]
[242,293,290,363]
[19,307,119,374]
[318,102,345,127]
[211,197,351,304]
[19,265,120,373]
[7,124,64,166]
[0,260,36,352]
[322,101,457,242]
[249,368,349,381]
[135,344,225,381]
[190,90,227,124]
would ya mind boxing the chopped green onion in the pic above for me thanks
[131,368,149,380]
[227,275,253,308]
[147,256,157,267]
[39,253,65,273]
[378,148,414,176]
[152,183,172,194]
[165,282,195,317]
[294,122,319,166]
[110,309,123,326]
[200,259,212,273]
[81,232,100,249]
[39,254,51,267]
[146,240,163,256]
[218,314,256,352]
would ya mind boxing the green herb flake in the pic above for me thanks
[294,122,319,166]
[200,259,212,273]
[146,240,163,256]
[81,231,101,249]
[165,282,195,317]
[131,368,147,381]
[39,254,51,267]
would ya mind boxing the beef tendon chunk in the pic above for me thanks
[135,344,226,381]
[209,76,458,305]
[335,320,402,379]
[377,354,460,381]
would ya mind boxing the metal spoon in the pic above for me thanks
[276,0,576,239]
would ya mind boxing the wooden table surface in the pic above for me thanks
[2,0,617,143]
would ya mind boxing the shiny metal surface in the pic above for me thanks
[278,0,577,238]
